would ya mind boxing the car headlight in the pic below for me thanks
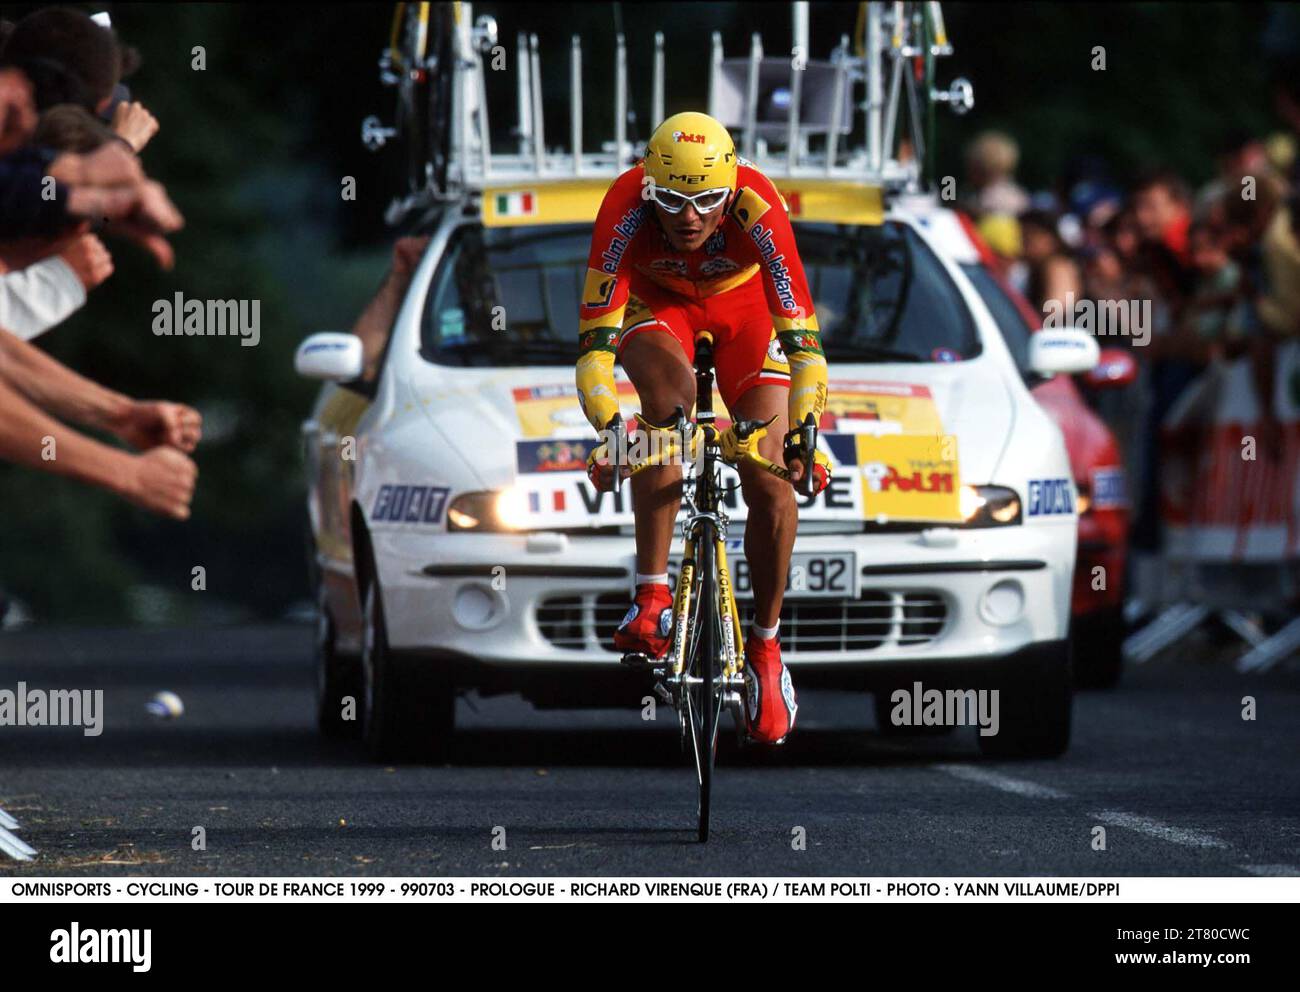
[447,490,527,532]
[959,485,1022,527]
[1075,481,1092,516]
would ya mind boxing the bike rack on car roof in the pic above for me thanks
[375,2,972,223]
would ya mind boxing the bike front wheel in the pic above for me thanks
[684,522,722,843]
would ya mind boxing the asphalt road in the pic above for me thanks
[1,623,1298,876]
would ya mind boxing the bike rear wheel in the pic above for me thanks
[685,523,722,843]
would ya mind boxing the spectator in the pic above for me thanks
[0,7,125,114]
[964,130,1031,218]
[0,5,198,522]
[1019,209,1073,312]
[1174,220,1242,364]
[1132,169,1195,305]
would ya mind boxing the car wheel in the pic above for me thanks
[873,689,956,737]
[1071,608,1124,689]
[361,568,455,763]
[977,642,1072,759]
[315,593,362,740]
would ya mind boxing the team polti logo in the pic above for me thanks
[493,189,537,218]
[861,462,955,494]
[672,130,705,143]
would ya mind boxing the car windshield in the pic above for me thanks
[958,262,1034,374]
[420,219,979,366]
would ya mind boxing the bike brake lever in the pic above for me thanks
[608,413,627,495]
[798,413,819,497]
[735,414,778,441]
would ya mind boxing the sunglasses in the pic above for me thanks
[649,185,731,215]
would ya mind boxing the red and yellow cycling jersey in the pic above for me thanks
[575,160,828,432]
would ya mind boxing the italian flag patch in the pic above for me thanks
[494,190,536,218]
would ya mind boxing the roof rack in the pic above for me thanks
[371,2,972,219]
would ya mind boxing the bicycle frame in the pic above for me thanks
[622,334,789,685]
[613,332,797,841]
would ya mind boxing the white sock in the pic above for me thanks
[751,620,780,641]
[636,572,669,587]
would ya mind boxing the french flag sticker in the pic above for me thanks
[527,490,566,513]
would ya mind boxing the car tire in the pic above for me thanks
[316,595,363,740]
[361,569,456,763]
[1071,608,1124,690]
[873,689,956,736]
[977,641,1072,759]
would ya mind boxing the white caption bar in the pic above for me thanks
[2,877,1299,903]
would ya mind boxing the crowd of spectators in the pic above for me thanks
[958,77,1300,558]
[0,7,199,532]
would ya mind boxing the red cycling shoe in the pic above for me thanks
[743,633,797,744]
[613,583,675,659]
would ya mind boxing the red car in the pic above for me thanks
[915,204,1136,687]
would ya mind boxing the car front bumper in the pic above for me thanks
[372,522,1075,668]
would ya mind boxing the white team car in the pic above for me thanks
[296,178,1098,761]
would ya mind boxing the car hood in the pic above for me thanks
[403,358,1016,527]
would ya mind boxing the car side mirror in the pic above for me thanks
[295,332,365,383]
[1082,347,1138,389]
[1028,329,1100,376]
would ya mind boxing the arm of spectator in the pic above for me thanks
[0,145,71,239]
[0,254,89,340]
[46,144,184,269]
[351,236,430,380]
[110,101,159,153]
[0,329,201,452]
[0,373,196,519]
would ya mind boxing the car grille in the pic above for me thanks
[536,591,947,653]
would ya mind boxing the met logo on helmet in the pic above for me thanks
[672,131,706,143]
[669,173,708,184]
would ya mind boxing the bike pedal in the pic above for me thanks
[619,652,657,671]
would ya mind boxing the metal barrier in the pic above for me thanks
[0,803,37,861]
[1124,344,1300,672]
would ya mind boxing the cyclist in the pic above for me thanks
[576,111,831,744]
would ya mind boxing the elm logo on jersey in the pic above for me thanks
[1027,478,1074,516]
[0,683,103,737]
[749,222,798,313]
[50,923,151,973]
[152,293,260,347]
[371,485,450,524]
[599,207,645,274]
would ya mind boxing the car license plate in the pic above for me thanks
[666,551,857,600]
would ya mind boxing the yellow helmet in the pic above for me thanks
[643,112,738,196]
